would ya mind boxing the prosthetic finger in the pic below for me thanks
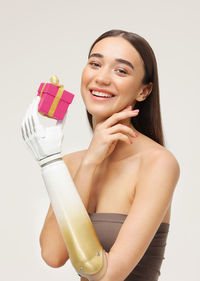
[21,97,44,161]
[21,100,39,160]
[41,159,108,281]
[31,96,46,139]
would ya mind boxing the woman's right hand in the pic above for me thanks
[83,106,139,166]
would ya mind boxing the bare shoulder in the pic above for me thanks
[138,142,181,187]
[152,147,179,172]
[62,149,88,178]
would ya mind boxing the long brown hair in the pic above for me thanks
[85,29,165,146]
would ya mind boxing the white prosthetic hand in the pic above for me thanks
[21,96,107,280]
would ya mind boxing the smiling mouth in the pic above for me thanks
[89,90,115,98]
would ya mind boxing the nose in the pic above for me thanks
[95,67,111,85]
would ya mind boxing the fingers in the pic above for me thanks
[29,96,46,138]
[31,96,44,133]
[103,108,139,129]
[21,97,40,160]
[108,123,137,138]
[21,126,26,141]
[109,132,132,145]
[21,99,35,140]
[21,96,44,140]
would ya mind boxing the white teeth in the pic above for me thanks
[91,91,114,98]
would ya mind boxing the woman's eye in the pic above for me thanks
[117,69,128,75]
[89,62,100,67]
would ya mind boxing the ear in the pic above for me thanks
[136,82,153,102]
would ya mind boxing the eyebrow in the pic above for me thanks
[88,53,134,70]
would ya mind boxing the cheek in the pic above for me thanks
[117,80,141,104]
[80,68,92,99]
[116,78,137,94]
[127,76,143,92]
[81,67,94,85]
[81,68,87,85]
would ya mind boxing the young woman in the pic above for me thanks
[26,29,180,280]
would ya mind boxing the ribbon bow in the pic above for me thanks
[50,75,64,89]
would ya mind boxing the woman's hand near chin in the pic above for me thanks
[83,106,139,167]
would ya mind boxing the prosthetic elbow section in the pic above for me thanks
[41,159,107,280]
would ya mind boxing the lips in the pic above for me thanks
[89,91,115,101]
[89,87,116,96]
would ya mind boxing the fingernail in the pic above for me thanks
[133,109,139,113]
[129,140,133,144]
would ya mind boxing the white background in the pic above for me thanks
[0,0,199,280]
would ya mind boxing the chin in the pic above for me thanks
[82,91,116,119]
[86,106,112,120]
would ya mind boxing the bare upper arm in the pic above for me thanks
[103,150,180,281]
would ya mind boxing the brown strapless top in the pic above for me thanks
[88,212,170,281]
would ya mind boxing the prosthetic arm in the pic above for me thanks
[21,96,107,280]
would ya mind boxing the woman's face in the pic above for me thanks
[81,36,149,122]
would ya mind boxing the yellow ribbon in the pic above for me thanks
[39,83,47,99]
[39,75,64,118]
[48,75,64,117]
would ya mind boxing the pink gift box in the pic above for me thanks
[37,82,74,120]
